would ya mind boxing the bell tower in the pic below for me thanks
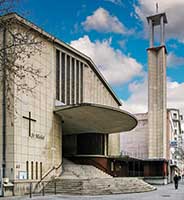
[147,13,168,158]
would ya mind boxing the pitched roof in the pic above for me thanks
[1,12,122,106]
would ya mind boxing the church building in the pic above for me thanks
[0,13,137,195]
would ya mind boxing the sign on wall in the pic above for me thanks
[18,171,27,180]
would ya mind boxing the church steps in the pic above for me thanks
[62,158,112,179]
[42,159,156,195]
[44,177,156,195]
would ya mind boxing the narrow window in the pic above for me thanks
[71,58,75,104]
[67,55,70,104]
[40,162,42,180]
[56,49,60,100]
[26,161,29,179]
[31,161,34,179]
[35,162,38,180]
[80,63,83,103]
[76,60,79,103]
[61,53,65,103]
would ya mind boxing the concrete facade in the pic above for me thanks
[148,47,167,158]
[147,13,167,159]
[120,113,148,159]
[0,13,137,191]
[120,110,184,175]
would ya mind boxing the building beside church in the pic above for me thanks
[0,13,137,195]
[120,109,184,183]
[119,11,184,185]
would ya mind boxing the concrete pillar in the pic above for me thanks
[104,134,108,156]
[78,62,81,104]
[64,54,67,104]
[59,51,62,101]
[69,56,72,104]
[80,63,83,103]
[148,47,167,158]
[149,19,154,47]
[74,59,77,104]
[160,15,165,45]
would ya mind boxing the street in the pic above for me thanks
[3,181,184,200]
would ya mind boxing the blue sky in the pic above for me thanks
[16,0,184,113]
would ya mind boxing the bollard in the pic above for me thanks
[42,182,45,196]
[29,182,32,198]
[54,180,56,195]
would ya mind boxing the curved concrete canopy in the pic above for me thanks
[54,103,137,135]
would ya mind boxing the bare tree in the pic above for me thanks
[0,0,47,115]
[0,0,48,178]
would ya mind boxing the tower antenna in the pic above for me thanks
[156,3,159,13]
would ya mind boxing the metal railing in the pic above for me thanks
[33,161,63,194]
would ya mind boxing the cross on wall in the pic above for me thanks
[23,112,36,137]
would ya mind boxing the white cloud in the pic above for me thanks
[70,35,143,85]
[167,80,184,108]
[122,76,184,115]
[135,0,184,42]
[82,7,130,34]
[121,77,148,114]
[167,52,184,68]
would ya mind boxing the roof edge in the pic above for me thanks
[0,12,122,106]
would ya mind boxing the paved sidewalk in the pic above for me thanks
[2,181,184,200]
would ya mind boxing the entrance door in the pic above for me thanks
[77,133,105,155]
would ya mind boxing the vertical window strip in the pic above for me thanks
[65,53,67,104]
[40,162,42,180]
[35,162,38,180]
[69,57,72,104]
[31,161,33,179]
[56,49,60,100]
[78,62,81,103]
[76,60,79,104]
[72,58,75,104]
[61,52,65,103]
[74,59,77,104]
[67,55,70,104]
[26,161,29,179]
[80,63,83,103]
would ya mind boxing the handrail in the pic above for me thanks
[34,161,63,192]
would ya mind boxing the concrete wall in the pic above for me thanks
[83,65,120,156]
[148,47,167,159]
[1,17,122,183]
[11,26,62,181]
[120,113,148,159]
[83,65,118,107]
[0,29,15,180]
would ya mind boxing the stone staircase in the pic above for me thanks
[44,159,156,195]
[61,158,112,179]
[45,177,156,195]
